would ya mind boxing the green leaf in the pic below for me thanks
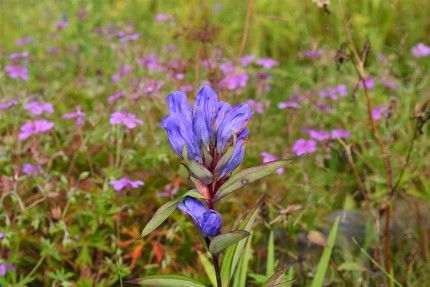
[214,159,295,202]
[266,229,275,277]
[310,216,340,287]
[136,274,207,287]
[141,190,202,237]
[183,160,214,184]
[198,252,217,287]
[233,232,253,287]
[209,230,250,255]
[221,197,263,287]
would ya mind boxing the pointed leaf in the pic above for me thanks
[214,159,295,202]
[136,274,206,287]
[141,190,201,237]
[198,252,217,287]
[266,229,275,277]
[310,216,340,287]
[209,230,250,255]
[182,160,214,184]
[221,197,263,286]
[233,232,253,287]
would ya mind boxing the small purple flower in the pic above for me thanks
[0,263,7,276]
[155,13,174,22]
[303,49,324,59]
[54,21,69,30]
[261,152,284,174]
[255,58,278,69]
[278,102,300,110]
[371,104,389,121]
[10,51,29,61]
[108,91,125,103]
[380,76,399,90]
[111,64,132,84]
[138,53,162,72]
[177,196,222,237]
[411,43,430,58]
[0,100,17,111]
[0,232,4,239]
[21,163,41,177]
[314,102,332,112]
[308,129,330,142]
[110,177,144,192]
[24,100,54,115]
[331,129,350,139]
[292,139,317,156]
[220,61,234,74]
[109,112,143,129]
[18,120,54,140]
[179,83,194,93]
[63,107,85,126]
[119,33,140,42]
[16,36,33,46]
[336,84,348,96]
[4,65,28,80]
[219,73,248,90]
[360,77,375,90]
[247,99,265,114]
[240,54,255,67]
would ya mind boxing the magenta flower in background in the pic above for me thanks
[21,163,41,177]
[0,232,4,239]
[110,177,144,192]
[138,53,162,72]
[247,99,265,114]
[219,73,248,90]
[360,77,375,90]
[5,65,29,80]
[411,43,430,58]
[0,100,17,111]
[24,100,54,115]
[16,36,33,46]
[278,102,300,110]
[54,21,69,30]
[303,49,324,59]
[109,112,143,129]
[318,84,347,100]
[220,61,234,74]
[380,76,399,90]
[331,129,350,139]
[261,152,284,174]
[179,83,194,93]
[108,91,125,103]
[255,58,278,69]
[314,102,332,112]
[119,32,140,42]
[371,104,389,121]
[240,54,255,67]
[155,13,174,22]
[10,51,29,61]
[292,139,317,156]
[308,129,330,142]
[63,107,85,126]
[18,120,54,140]
[111,64,132,84]
[336,84,348,96]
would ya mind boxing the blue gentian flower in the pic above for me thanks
[162,85,252,178]
[177,196,222,237]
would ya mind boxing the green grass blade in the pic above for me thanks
[310,216,340,287]
[266,229,275,277]
[198,252,217,287]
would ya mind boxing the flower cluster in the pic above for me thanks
[109,112,143,129]
[162,84,252,236]
[18,120,54,141]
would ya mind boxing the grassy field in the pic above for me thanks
[1,0,430,286]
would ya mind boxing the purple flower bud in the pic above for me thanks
[371,104,389,121]
[177,196,222,237]
[21,163,41,177]
[239,54,255,67]
[278,102,300,110]
[219,73,249,90]
[303,49,324,59]
[0,100,17,111]
[331,129,350,139]
[308,129,330,142]
[16,36,33,46]
[63,107,85,126]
